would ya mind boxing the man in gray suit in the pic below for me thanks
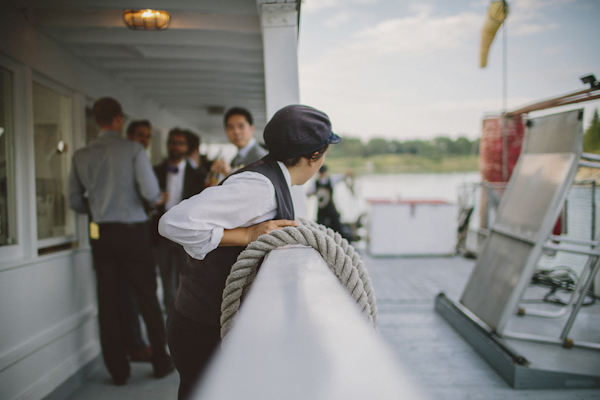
[210,107,267,177]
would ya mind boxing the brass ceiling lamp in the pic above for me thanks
[123,9,170,30]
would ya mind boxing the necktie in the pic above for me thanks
[167,164,179,173]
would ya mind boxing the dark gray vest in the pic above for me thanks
[174,155,294,326]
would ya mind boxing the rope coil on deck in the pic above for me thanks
[220,218,378,338]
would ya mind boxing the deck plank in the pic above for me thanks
[365,254,600,400]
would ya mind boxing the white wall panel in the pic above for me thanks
[0,251,97,400]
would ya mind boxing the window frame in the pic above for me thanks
[31,73,78,252]
[0,54,28,265]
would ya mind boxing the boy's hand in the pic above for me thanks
[246,219,298,243]
[221,220,298,247]
[210,159,231,176]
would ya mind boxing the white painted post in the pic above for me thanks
[259,2,300,120]
[258,1,307,218]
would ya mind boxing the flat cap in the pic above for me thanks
[263,105,340,159]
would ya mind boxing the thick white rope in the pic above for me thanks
[220,218,378,338]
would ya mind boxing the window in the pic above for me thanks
[85,106,99,144]
[0,66,16,247]
[32,81,75,243]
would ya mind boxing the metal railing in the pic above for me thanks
[193,245,424,400]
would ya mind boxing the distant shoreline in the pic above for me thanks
[325,154,479,174]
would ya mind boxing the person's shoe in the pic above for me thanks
[153,357,175,379]
[129,346,152,362]
[113,373,130,386]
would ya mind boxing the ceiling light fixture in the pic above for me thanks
[123,9,170,30]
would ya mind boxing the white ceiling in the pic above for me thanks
[4,0,299,142]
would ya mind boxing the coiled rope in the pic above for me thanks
[220,218,378,338]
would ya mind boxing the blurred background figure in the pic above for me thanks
[184,129,212,176]
[122,119,156,363]
[207,107,267,185]
[126,120,152,149]
[307,165,356,240]
[69,98,173,385]
[152,128,206,315]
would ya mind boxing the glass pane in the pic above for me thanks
[0,66,16,246]
[494,153,575,243]
[33,82,75,240]
[85,106,99,144]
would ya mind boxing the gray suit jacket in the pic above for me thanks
[231,141,268,170]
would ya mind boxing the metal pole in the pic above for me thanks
[560,256,600,342]
[592,181,596,246]
[501,4,508,181]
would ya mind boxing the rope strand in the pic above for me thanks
[220,218,378,338]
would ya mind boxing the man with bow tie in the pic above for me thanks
[152,128,206,315]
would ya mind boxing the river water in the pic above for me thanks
[306,171,481,223]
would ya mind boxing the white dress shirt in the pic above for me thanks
[165,159,187,211]
[158,161,292,260]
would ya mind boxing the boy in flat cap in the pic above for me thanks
[159,104,341,400]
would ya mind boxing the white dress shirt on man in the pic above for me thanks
[164,159,187,211]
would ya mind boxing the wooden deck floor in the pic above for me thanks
[66,254,600,400]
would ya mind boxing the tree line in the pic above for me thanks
[583,109,600,153]
[327,135,480,159]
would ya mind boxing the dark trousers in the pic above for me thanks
[91,223,169,381]
[167,309,220,400]
[317,203,343,234]
[156,237,188,316]
[119,278,147,353]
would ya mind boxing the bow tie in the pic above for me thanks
[167,165,179,173]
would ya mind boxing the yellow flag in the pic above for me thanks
[480,1,509,68]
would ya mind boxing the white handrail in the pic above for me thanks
[193,245,424,400]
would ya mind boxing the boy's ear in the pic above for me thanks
[306,153,318,166]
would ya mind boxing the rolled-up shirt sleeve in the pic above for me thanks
[158,171,277,260]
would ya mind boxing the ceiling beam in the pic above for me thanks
[113,70,263,82]
[140,88,264,97]
[68,44,264,63]
[8,0,259,14]
[132,81,265,93]
[97,59,263,74]
[161,99,266,109]
[45,27,263,49]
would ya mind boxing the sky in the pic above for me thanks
[297,0,600,142]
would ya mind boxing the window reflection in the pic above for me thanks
[85,106,99,144]
[0,66,16,246]
[33,82,75,241]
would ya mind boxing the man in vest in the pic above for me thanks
[159,105,341,400]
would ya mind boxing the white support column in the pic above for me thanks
[259,2,300,120]
[259,1,307,218]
